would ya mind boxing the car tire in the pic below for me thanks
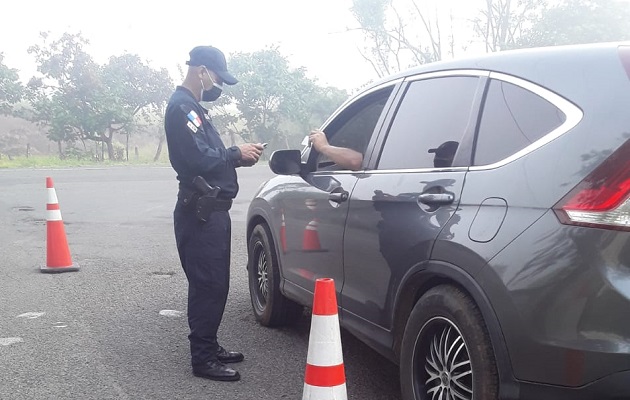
[248,223,302,327]
[400,285,498,400]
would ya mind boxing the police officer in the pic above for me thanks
[164,45,264,382]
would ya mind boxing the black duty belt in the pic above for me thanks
[177,188,233,212]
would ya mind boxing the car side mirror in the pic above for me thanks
[269,149,302,175]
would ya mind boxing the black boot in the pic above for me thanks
[192,359,240,381]
[216,346,244,363]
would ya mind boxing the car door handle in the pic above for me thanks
[329,191,349,203]
[418,193,454,205]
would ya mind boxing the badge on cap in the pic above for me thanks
[187,110,202,128]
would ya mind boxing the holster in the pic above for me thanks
[178,187,199,207]
[179,177,232,222]
[195,196,233,222]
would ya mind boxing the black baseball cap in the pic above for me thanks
[186,46,238,85]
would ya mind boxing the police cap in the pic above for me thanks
[186,46,238,85]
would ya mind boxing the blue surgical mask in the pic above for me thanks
[200,68,223,102]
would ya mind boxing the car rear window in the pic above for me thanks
[474,79,566,166]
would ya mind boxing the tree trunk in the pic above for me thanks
[106,138,114,160]
[154,133,165,162]
[103,129,114,160]
[57,141,64,159]
[126,133,129,162]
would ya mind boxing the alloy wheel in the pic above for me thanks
[418,317,473,400]
[253,241,269,309]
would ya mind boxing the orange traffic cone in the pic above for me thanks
[280,209,288,254]
[302,278,347,400]
[41,177,79,273]
[302,219,323,252]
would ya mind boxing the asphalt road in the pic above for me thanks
[0,165,401,400]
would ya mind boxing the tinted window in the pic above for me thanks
[317,87,392,170]
[474,79,566,166]
[377,76,479,170]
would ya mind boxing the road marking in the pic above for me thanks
[53,322,68,328]
[159,310,184,317]
[0,337,24,346]
[17,312,45,319]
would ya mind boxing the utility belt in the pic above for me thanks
[178,177,232,222]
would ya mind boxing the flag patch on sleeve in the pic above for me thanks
[187,111,202,127]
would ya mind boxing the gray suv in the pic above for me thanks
[245,42,630,399]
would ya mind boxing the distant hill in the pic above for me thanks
[0,115,51,157]
[0,115,168,161]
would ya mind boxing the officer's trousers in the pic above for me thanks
[173,200,231,366]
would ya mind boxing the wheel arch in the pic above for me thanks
[246,205,290,292]
[392,261,520,399]
[246,200,276,267]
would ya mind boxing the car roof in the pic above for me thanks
[351,41,630,111]
[362,41,630,89]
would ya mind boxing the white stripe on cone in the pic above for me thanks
[46,210,62,221]
[306,315,344,366]
[47,188,59,204]
[302,383,348,400]
[306,220,318,231]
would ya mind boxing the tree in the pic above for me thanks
[26,32,99,157]
[101,53,173,160]
[0,53,24,115]
[471,0,545,52]
[515,0,630,49]
[212,47,348,151]
[0,129,24,160]
[153,65,183,162]
[27,32,173,159]
[350,0,457,78]
[215,47,291,146]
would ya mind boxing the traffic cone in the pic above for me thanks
[302,278,347,400]
[280,209,288,254]
[41,177,79,273]
[302,219,323,252]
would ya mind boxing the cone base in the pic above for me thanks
[40,263,80,273]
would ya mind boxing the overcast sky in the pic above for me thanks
[5,0,622,92]
[1,0,383,90]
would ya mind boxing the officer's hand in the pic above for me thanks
[238,143,264,166]
[309,130,329,152]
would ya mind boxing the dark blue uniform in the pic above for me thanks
[164,86,242,366]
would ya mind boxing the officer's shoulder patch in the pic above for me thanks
[186,120,198,134]
[178,103,203,134]
[179,105,202,128]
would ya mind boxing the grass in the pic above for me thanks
[0,154,171,169]
[0,153,268,169]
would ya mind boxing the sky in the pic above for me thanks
[1,0,381,91]
[7,0,621,93]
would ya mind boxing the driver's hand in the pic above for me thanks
[309,130,329,152]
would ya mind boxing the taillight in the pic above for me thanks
[554,139,630,231]
[620,46,630,80]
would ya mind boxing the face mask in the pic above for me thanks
[200,68,223,102]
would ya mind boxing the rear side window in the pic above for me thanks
[377,76,480,170]
[474,79,566,166]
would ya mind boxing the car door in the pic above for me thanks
[279,83,400,303]
[340,72,487,338]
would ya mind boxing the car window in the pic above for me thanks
[474,79,566,166]
[316,86,393,171]
[377,76,480,170]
